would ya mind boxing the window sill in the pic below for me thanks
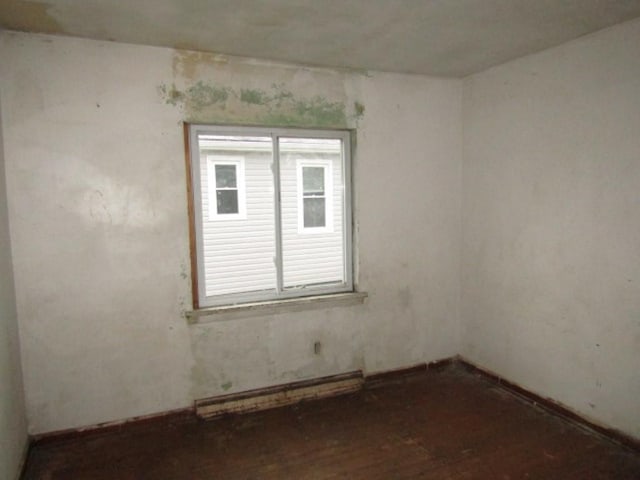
[186,292,368,324]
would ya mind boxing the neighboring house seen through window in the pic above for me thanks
[187,125,353,308]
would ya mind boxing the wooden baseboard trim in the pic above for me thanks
[28,358,460,445]
[458,358,640,453]
[29,361,454,444]
[33,356,638,457]
[364,357,456,386]
[196,371,364,419]
[197,357,459,418]
[31,407,195,446]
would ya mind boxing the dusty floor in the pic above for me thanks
[22,365,640,479]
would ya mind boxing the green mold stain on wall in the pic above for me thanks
[159,81,352,129]
[239,88,271,106]
[187,81,230,109]
[159,82,229,109]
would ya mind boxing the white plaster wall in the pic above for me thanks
[356,72,462,372]
[0,97,28,479]
[0,32,462,434]
[462,19,640,439]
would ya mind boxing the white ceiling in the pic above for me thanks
[2,0,640,76]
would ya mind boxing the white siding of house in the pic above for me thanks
[198,137,346,300]
[200,149,276,297]
[280,151,345,288]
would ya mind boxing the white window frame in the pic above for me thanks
[187,124,354,308]
[207,156,246,221]
[297,159,333,234]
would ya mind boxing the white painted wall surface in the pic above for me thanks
[0,32,462,434]
[0,98,28,480]
[462,19,640,438]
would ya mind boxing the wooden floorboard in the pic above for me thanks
[22,364,640,479]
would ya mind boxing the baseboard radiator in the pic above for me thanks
[196,371,364,420]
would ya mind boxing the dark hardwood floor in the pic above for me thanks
[22,364,640,479]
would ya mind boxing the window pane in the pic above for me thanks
[216,190,238,214]
[303,167,324,195]
[278,137,345,289]
[215,165,237,188]
[197,133,276,298]
[303,198,326,227]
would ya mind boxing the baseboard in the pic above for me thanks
[196,357,459,418]
[364,357,456,386]
[31,356,636,456]
[28,358,460,444]
[196,371,364,419]
[31,407,195,445]
[458,358,640,453]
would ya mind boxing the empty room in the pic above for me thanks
[1,1,639,478]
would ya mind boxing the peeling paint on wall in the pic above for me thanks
[159,81,352,128]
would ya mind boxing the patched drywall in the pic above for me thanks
[0,97,28,480]
[462,19,640,439]
[0,32,462,433]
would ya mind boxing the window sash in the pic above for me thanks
[207,157,246,221]
[297,161,333,233]
[188,125,353,308]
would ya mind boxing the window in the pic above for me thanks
[297,160,332,233]
[208,157,246,220]
[187,125,353,308]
